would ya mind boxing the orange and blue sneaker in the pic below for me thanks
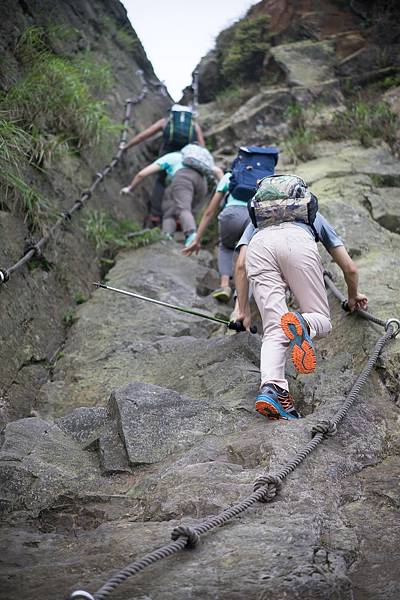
[281,311,316,375]
[255,384,300,420]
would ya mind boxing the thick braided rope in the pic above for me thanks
[94,539,187,599]
[69,309,396,599]
[331,327,393,426]
[323,272,387,327]
[0,75,150,285]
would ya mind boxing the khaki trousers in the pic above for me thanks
[162,167,207,235]
[246,223,332,391]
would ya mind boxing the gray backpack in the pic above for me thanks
[181,144,214,176]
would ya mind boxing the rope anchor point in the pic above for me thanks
[68,591,96,600]
[385,318,400,338]
[0,269,9,284]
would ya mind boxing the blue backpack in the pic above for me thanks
[228,146,279,201]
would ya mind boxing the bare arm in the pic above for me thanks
[194,122,205,146]
[122,118,165,151]
[329,245,368,311]
[182,190,225,255]
[121,162,162,193]
[212,166,224,180]
[234,245,251,329]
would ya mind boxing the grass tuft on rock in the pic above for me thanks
[330,98,397,148]
[0,26,116,231]
[84,210,163,254]
[283,103,316,163]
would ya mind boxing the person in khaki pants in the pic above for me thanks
[235,175,368,421]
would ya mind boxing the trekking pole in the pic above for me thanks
[93,283,257,334]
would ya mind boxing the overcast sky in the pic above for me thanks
[121,0,257,100]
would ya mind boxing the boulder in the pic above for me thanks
[109,381,238,465]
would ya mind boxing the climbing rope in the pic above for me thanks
[0,70,155,287]
[69,274,399,600]
[323,271,400,335]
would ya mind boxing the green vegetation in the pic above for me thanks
[74,291,88,305]
[370,174,400,187]
[378,74,400,90]
[219,15,270,84]
[100,16,142,55]
[0,26,115,230]
[215,85,257,112]
[331,98,397,148]
[63,308,77,327]
[0,118,50,230]
[115,27,140,53]
[5,26,114,149]
[84,210,163,254]
[283,103,316,163]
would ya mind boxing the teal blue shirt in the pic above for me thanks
[154,151,183,182]
[216,172,247,207]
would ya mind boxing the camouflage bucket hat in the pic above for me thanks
[254,174,310,203]
[250,174,317,229]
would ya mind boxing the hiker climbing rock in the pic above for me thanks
[183,146,279,303]
[120,104,205,225]
[235,174,368,420]
[120,144,223,246]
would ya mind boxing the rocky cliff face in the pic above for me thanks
[1,2,400,600]
[0,0,170,426]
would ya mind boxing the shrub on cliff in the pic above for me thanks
[0,26,116,230]
[2,26,114,149]
[218,15,270,85]
[331,98,397,148]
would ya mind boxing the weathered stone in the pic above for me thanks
[0,0,171,426]
[363,187,400,234]
[206,88,292,149]
[42,243,260,414]
[55,407,109,448]
[0,418,103,515]
[2,2,400,599]
[197,50,221,103]
[270,40,336,88]
[109,381,244,465]
[98,421,131,474]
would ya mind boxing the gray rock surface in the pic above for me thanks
[55,406,109,448]
[0,0,171,426]
[2,3,400,600]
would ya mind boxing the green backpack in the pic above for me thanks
[163,105,197,151]
[248,174,318,229]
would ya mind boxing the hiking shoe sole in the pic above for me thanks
[281,311,316,374]
[212,288,232,303]
[255,395,299,420]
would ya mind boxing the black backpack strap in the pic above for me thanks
[247,198,257,228]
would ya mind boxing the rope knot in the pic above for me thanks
[253,474,282,503]
[171,525,200,549]
[311,420,337,438]
[82,190,92,201]
[24,240,41,258]
[61,210,72,221]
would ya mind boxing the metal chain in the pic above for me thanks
[68,290,398,600]
[0,70,150,287]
